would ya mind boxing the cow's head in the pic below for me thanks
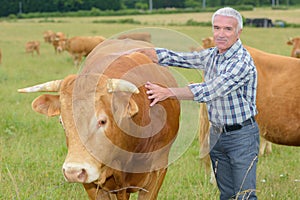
[18,74,140,185]
[287,37,300,58]
[287,37,296,46]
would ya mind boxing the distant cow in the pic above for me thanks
[18,39,180,199]
[0,48,2,64]
[43,30,67,53]
[64,36,106,67]
[287,37,300,58]
[25,41,40,56]
[52,32,67,54]
[43,30,55,43]
[117,32,151,43]
[52,38,67,54]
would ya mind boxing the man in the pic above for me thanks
[141,7,260,200]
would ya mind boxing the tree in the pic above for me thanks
[185,0,201,8]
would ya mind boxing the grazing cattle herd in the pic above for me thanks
[30,30,153,67]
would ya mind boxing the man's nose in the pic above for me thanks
[218,28,225,36]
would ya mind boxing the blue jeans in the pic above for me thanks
[209,122,260,200]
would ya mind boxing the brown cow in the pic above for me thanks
[43,30,55,43]
[52,32,67,54]
[43,30,67,53]
[64,36,106,67]
[52,38,67,54]
[199,45,300,183]
[18,39,180,200]
[248,45,300,145]
[0,48,2,64]
[287,37,300,58]
[117,32,151,43]
[25,41,40,56]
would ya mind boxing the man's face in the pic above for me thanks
[213,15,241,54]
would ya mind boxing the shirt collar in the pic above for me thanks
[213,39,242,59]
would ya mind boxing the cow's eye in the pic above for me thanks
[97,115,107,127]
[98,119,107,126]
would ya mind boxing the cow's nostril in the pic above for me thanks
[77,169,87,182]
[63,166,88,183]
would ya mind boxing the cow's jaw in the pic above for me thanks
[62,161,100,183]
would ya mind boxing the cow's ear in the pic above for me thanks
[126,98,139,117]
[32,94,60,117]
[113,94,139,119]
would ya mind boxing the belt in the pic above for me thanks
[212,116,255,133]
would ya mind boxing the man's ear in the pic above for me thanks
[32,94,60,117]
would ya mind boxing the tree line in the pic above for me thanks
[1,0,300,17]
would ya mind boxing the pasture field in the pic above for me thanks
[1,9,300,200]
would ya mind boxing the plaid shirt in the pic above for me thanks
[156,39,257,125]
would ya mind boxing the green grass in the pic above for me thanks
[1,10,300,200]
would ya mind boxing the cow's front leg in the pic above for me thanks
[138,169,167,200]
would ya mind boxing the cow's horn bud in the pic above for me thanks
[107,79,139,94]
[18,80,62,93]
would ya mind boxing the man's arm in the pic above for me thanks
[145,81,194,107]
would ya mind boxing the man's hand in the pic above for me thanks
[145,81,174,107]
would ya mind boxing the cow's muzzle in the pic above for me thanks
[62,162,100,183]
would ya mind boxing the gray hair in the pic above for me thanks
[212,7,243,31]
